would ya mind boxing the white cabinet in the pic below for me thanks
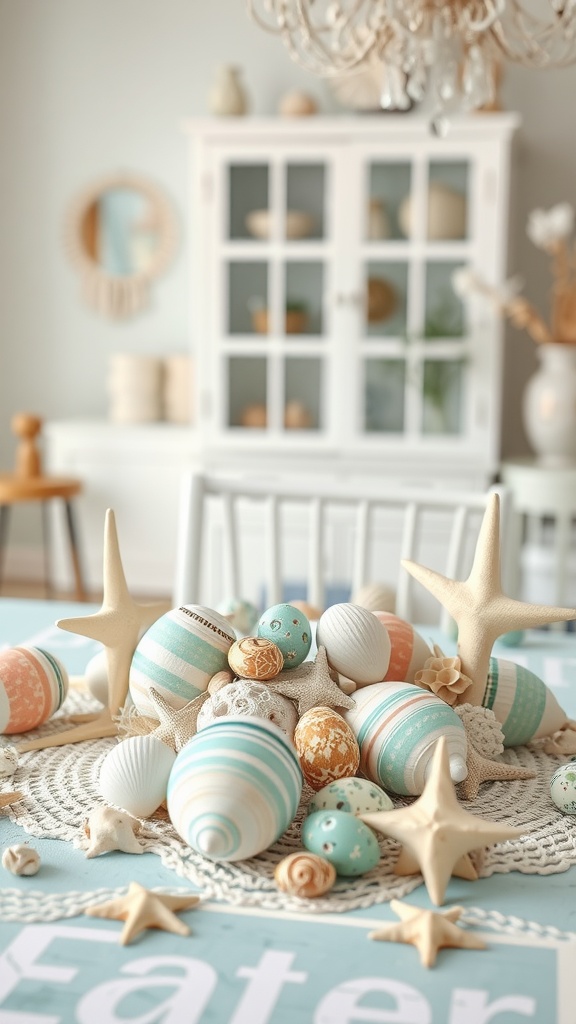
[186,113,519,485]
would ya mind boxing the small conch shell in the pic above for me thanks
[2,843,40,876]
[84,804,143,858]
[274,851,336,898]
[0,745,18,779]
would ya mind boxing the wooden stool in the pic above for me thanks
[0,414,87,601]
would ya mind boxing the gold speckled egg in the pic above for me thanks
[228,637,284,681]
[274,851,336,897]
[294,706,360,791]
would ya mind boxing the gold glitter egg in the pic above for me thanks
[274,851,336,897]
[294,706,360,791]
[228,636,284,681]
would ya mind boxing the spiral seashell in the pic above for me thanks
[2,844,41,876]
[316,604,390,687]
[99,734,176,818]
[0,745,18,778]
[228,637,284,681]
[274,851,336,897]
[484,657,569,746]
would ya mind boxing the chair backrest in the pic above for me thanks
[173,471,514,632]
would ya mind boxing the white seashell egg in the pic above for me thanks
[85,649,109,705]
[99,734,176,818]
[316,603,391,687]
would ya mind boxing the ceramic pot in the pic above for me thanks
[522,343,576,465]
[208,65,248,116]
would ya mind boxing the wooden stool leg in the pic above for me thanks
[41,501,53,599]
[0,505,10,592]
[63,500,87,602]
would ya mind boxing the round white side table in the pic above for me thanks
[500,457,576,609]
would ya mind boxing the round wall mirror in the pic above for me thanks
[66,172,178,318]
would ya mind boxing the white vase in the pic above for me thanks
[208,65,248,116]
[522,343,576,465]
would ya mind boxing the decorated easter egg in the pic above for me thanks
[216,597,259,636]
[228,636,284,680]
[351,582,396,613]
[129,605,235,719]
[550,762,576,814]
[196,679,298,738]
[372,611,432,683]
[257,603,312,668]
[316,604,391,687]
[85,649,108,705]
[0,646,68,734]
[294,706,360,790]
[99,734,177,818]
[302,809,380,876]
[308,776,393,816]
[167,717,302,861]
[484,657,570,747]
[274,852,336,897]
[343,681,467,796]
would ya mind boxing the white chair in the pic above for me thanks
[173,471,515,633]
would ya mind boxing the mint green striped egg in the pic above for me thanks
[129,604,235,719]
[167,717,302,861]
[483,657,569,747]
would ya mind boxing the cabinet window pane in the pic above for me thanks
[365,262,407,338]
[228,356,267,427]
[228,261,268,335]
[284,358,322,430]
[286,164,325,240]
[285,261,325,336]
[364,359,405,432]
[422,360,463,434]
[229,164,269,241]
[427,161,469,241]
[368,162,412,241]
[424,261,465,339]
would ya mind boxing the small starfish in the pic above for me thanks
[369,899,486,968]
[457,744,536,801]
[361,736,523,905]
[0,790,23,811]
[85,881,201,945]
[267,646,355,716]
[17,510,169,753]
[402,493,576,705]
[84,805,144,858]
[148,687,209,752]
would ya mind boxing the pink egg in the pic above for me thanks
[372,612,432,683]
[0,646,69,734]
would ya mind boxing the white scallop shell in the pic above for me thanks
[99,734,176,818]
[2,844,41,876]
[316,603,391,686]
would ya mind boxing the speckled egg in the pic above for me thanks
[228,637,284,680]
[0,646,69,734]
[372,612,432,683]
[257,603,312,668]
[550,762,576,814]
[129,605,235,719]
[294,707,360,791]
[196,679,298,738]
[274,851,336,897]
[308,776,393,816]
[302,809,380,876]
[316,603,391,687]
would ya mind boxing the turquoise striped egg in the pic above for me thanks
[167,716,302,861]
[343,681,467,796]
[483,657,569,747]
[129,605,235,720]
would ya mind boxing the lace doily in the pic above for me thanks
[4,690,576,920]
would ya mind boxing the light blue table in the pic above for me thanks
[1,599,576,1023]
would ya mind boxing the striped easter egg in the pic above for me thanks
[483,657,569,747]
[167,716,302,861]
[372,612,432,683]
[343,681,467,796]
[0,646,69,734]
[129,605,235,719]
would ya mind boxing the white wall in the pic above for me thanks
[1,0,575,551]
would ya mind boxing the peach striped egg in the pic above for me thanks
[0,646,69,734]
[129,604,235,719]
[372,612,432,683]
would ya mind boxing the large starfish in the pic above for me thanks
[85,882,201,945]
[361,737,523,905]
[369,899,486,968]
[148,687,209,752]
[402,492,576,705]
[267,646,355,716]
[17,509,169,753]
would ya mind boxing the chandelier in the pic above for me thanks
[246,1,576,116]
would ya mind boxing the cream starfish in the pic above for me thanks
[394,847,478,882]
[0,790,23,811]
[85,882,201,945]
[84,805,144,858]
[148,687,209,752]
[267,646,355,716]
[17,509,169,753]
[369,898,486,968]
[402,492,576,705]
[361,736,523,905]
[457,744,536,801]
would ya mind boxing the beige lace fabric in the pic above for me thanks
[4,690,576,921]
